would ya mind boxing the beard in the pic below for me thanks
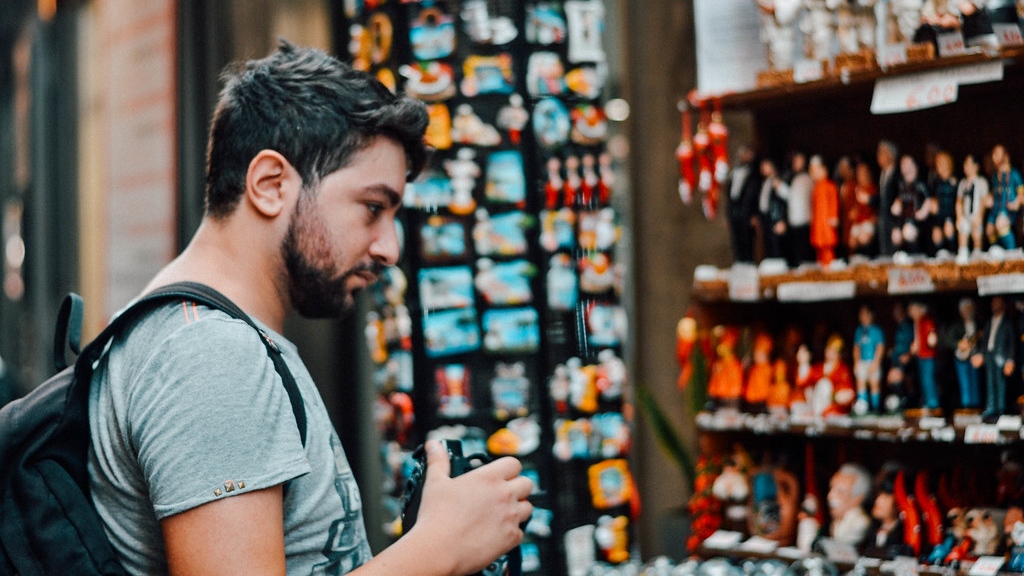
[281,196,382,319]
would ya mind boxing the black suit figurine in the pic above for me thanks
[975,296,1017,420]
[727,146,762,263]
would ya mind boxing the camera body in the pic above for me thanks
[401,439,521,576]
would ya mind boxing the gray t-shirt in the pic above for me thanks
[88,300,371,574]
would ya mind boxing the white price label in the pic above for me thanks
[793,59,825,84]
[937,32,967,57]
[777,281,856,302]
[887,267,935,294]
[994,23,1024,47]
[969,555,1005,576]
[877,43,908,68]
[964,424,1000,444]
[728,264,760,302]
[977,273,1024,296]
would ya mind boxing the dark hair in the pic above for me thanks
[204,40,429,218]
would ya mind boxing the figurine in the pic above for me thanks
[966,508,1003,556]
[827,463,873,548]
[942,297,982,410]
[876,140,901,256]
[779,151,814,267]
[748,459,800,546]
[956,153,989,262]
[987,143,1022,250]
[563,154,581,208]
[756,0,803,70]
[836,156,857,260]
[960,1,1000,49]
[789,343,816,419]
[727,145,763,264]
[445,147,481,216]
[543,156,563,210]
[801,0,838,61]
[766,358,792,417]
[973,295,1017,420]
[848,160,879,258]
[863,469,912,559]
[758,157,789,261]
[835,0,878,55]
[579,153,600,207]
[930,150,959,257]
[745,332,775,412]
[809,154,840,268]
[812,334,855,417]
[853,304,886,415]
[495,93,530,144]
[886,301,914,413]
[712,447,754,534]
[908,300,940,412]
[676,316,700,389]
[797,493,823,553]
[891,154,931,258]
[886,0,926,44]
[707,326,744,409]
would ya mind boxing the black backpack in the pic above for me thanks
[0,281,306,575]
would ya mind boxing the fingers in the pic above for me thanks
[423,440,451,480]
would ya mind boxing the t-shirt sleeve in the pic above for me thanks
[125,315,311,519]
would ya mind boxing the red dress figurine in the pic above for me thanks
[707,326,743,408]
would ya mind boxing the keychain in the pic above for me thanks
[675,102,696,205]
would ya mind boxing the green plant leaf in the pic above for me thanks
[637,385,695,482]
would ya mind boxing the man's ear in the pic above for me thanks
[246,150,300,218]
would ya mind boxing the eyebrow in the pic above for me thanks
[366,184,403,209]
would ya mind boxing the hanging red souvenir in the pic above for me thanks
[894,469,922,556]
[708,98,730,186]
[693,106,717,220]
[674,103,696,205]
[597,152,613,206]
[543,156,563,210]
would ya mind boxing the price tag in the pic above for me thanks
[997,414,1022,431]
[702,530,744,549]
[793,59,824,84]
[994,23,1024,47]
[918,416,946,429]
[969,555,1006,576]
[777,281,856,302]
[937,31,967,56]
[877,43,908,68]
[871,71,958,114]
[887,267,935,294]
[977,273,1024,296]
[965,424,1000,444]
[728,264,760,302]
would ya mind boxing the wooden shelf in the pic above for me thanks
[707,46,1024,111]
[691,256,1024,304]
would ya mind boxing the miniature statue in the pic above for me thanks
[809,154,840,267]
[960,1,1000,49]
[797,493,823,553]
[886,301,914,413]
[930,150,959,257]
[908,300,940,412]
[848,161,879,258]
[563,154,581,208]
[835,0,878,55]
[987,144,1022,250]
[827,463,873,548]
[756,0,804,70]
[789,343,816,419]
[891,154,931,258]
[712,446,754,534]
[876,140,901,256]
[942,297,982,410]
[707,326,744,409]
[758,157,789,261]
[886,0,926,44]
[863,468,913,559]
[579,153,600,207]
[835,156,856,261]
[445,147,481,216]
[779,151,814,267]
[745,332,775,412]
[812,334,855,417]
[543,156,563,210]
[966,508,1003,556]
[801,0,838,61]
[956,153,989,263]
[727,145,763,264]
[973,295,1017,420]
[496,93,530,144]
[767,358,792,417]
[852,304,886,415]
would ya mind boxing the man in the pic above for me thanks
[88,42,532,574]
[974,295,1017,421]
[726,145,762,263]
[777,151,813,267]
[826,463,872,548]
[876,140,900,256]
[852,304,885,414]
[988,144,1022,250]
[907,301,939,412]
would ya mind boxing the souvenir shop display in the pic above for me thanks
[347,2,632,574]
[679,2,1024,573]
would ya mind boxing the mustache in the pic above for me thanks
[348,262,386,279]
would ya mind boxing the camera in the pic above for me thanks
[401,439,522,576]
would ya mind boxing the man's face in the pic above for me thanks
[282,137,406,319]
[828,471,861,518]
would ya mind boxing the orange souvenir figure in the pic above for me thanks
[676,316,699,389]
[745,332,774,412]
[707,326,743,408]
[789,343,816,418]
[766,359,791,416]
[808,155,839,267]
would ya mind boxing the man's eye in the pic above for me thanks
[367,203,383,216]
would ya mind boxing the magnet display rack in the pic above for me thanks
[341,2,636,575]
[683,39,1024,575]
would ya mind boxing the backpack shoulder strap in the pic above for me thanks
[76,281,307,446]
